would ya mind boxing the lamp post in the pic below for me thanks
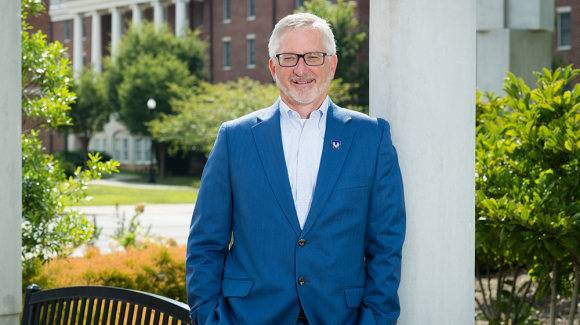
[147,98,156,183]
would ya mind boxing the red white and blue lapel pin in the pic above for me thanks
[331,139,341,150]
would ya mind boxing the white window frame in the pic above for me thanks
[246,34,256,69]
[223,0,231,23]
[557,6,572,51]
[247,0,255,20]
[222,36,232,70]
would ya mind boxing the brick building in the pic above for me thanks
[47,0,369,84]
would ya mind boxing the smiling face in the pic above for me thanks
[269,27,338,112]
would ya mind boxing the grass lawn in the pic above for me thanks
[111,171,202,188]
[78,185,198,206]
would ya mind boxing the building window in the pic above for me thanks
[223,37,231,70]
[197,2,204,27]
[82,52,86,67]
[223,0,231,22]
[64,20,70,42]
[296,0,305,10]
[247,0,255,19]
[135,139,143,162]
[114,138,121,161]
[123,138,129,161]
[558,7,571,50]
[92,139,100,151]
[144,139,151,162]
[102,139,107,153]
[247,34,255,68]
[82,17,86,39]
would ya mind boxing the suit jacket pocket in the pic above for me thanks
[344,287,365,308]
[333,177,371,191]
[222,278,254,298]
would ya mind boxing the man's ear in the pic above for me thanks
[269,58,277,82]
[329,55,338,80]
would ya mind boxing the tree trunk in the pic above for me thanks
[550,260,558,325]
[78,135,91,170]
[158,143,167,180]
[569,259,579,325]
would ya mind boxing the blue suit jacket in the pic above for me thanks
[186,99,406,325]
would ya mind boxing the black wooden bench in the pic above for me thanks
[22,285,191,325]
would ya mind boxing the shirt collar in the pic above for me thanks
[279,96,329,133]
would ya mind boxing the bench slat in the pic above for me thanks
[101,299,110,325]
[81,298,90,324]
[94,298,103,325]
[47,300,57,325]
[143,308,152,325]
[70,298,79,325]
[152,310,160,325]
[126,303,135,325]
[54,299,64,325]
[118,301,127,325]
[40,301,49,325]
[135,305,143,325]
[87,298,95,325]
[161,313,169,325]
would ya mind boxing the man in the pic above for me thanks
[186,13,406,325]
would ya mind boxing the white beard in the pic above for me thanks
[276,69,332,104]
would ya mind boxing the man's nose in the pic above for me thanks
[293,57,310,75]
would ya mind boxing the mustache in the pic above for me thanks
[289,76,316,82]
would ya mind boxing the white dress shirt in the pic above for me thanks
[279,96,329,229]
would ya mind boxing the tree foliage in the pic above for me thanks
[476,66,580,324]
[104,22,208,136]
[148,78,361,157]
[21,0,119,264]
[64,68,111,168]
[298,0,369,109]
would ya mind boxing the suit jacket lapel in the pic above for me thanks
[252,100,301,237]
[301,102,355,236]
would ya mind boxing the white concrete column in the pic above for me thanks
[369,0,475,324]
[132,4,143,28]
[0,0,22,324]
[72,13,83,76]
[110,7,122,56]
[152,1,164,32]
[175,0,187,37]
[91,11,102,72]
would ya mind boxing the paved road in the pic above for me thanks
[70,203,195,256]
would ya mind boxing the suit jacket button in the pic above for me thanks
[299,278,306,285]
[298,239,306,247]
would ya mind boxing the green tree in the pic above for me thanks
[64,68,111,169]
[298,0,369,109]
[21,0,119,265]
[104,21,207,178]
[475,66,580,324]
[148,78,361,158]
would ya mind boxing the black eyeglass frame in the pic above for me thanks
[274,52,332,67]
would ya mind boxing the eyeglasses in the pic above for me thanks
[275,52,331,67]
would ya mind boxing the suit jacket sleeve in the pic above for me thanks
[359,119,406,325]
[186,124,233,325]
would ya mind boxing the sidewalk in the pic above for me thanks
[70,203,195,257]
[90,173,197,191]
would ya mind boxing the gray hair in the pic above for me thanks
[268,13,336,58]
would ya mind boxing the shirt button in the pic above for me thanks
[301,166,306,171]
[301,197,305,201]
[298,239,306,247]
[303,137,307,140]
[299,278,306,285]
